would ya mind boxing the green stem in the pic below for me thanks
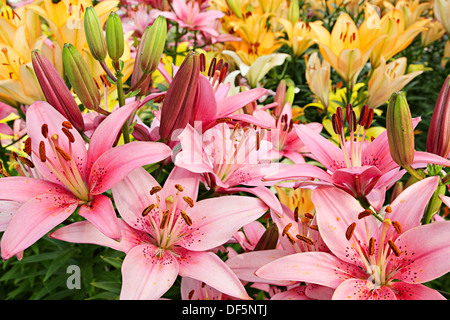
[404,165,424,181]
[358,196,384,222]
[115,69,130,144]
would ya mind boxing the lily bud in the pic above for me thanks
[285,85,296,106]
[273,80,286,117]
[31,50,84,131]
[62,44,101,111]
[254,224,279,251]
[226,0,243,19]
[84,6,107,62]
[140,15,167,75]
[386,92,415,168]
[288,0,300,25]
[105,11,124,62]
[427,75,450,158]
[159,52,199,141]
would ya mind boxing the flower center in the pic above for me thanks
[141,184,194,256]
[331,104,374,168]
[199,53,229,93]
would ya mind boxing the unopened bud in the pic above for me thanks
[84,6,107,62]
[285,85,296,106]
[254,224,279,251]
[105,11,124,62]
[140,15,167,75]
[226,0,243,19]
[62,44,101,111]
[427,75,450,158]
[159,52,199,141]
[31,50,84,131]
[274,80,286,117]
[386,92,415,168]
[288,0,300,24]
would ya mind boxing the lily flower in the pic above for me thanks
[174,122,283,214]
[256,177,450,300]
[50,165,269,300]
[304,52,331,110]
[264,105,450,211]
[0,101,172,260]
[314,12,386,85]
[434,0,450,35]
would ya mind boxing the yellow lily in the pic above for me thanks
[359,5,429,68]
[421,19,446,47]
[304,51,330,109]
[315,12,386,85]
[366,56,423,109]
[394,0,430,29]
[278,18,328,57]
[434,0,450,35]
[274,186,315,217]
[442,39,450,68]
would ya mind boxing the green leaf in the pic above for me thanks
[43,248,78,282]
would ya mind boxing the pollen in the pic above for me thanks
[62,127,75,143]
[368,237,375,256]
[55,146,71,161]
[293,207,299,222]
[38,141,46,162]
[142,204,156,217]
[18,156,35,168]
[304,212,314,219]
[345,222,356,241]
[41,124,48,138]
[180,210,193,226]
[392,220,402,234]
[385,205,392,213]
[23,137,32,156]
[296,234,314,246]
[160,210,170,229]
[183,196,194,208]
[282,223,292,236]
[175,184,184,192]
[388,240,401,257]
[150,186,162,195]
[358,209,372,219]
[62,121,73,129]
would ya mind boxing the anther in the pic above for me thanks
[388,240,401,257]
[365,108,374,130]
[62,127,75,143]
[141,204,156,217]
[392,220,402,234]
[24,137,32,156]
[175,184,184,192]
[183,196,194,208]
[368,237,375,256]
[188,290,195,300]
[358,209,372,219]
[293,207,299,222]
[385,205,392,213]
[345,222,356,241]
[285,231,296,245]
[39,141,46,162]
[18,156,35,168]
[160,210,170,229]
[180,210,193,226]
[296,234,315,245]
[62,121,73,129]
[304,212,314,219]
[309,225,318,231]
[41,124,48,138]
[150,186,162,195]
[199,53,205,73]
[55,146,71,161]
[282,223,292,236]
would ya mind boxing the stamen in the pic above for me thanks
[388,240,401,257]
[293,207,299,222]
[392,220,402,234]
[39,141,46,162]
[296,234,315,245]
[24,137,32,156]
[180,210,193,226]
[365,108,374,130]
[208,57,216,77]
[142,204,156,217]
[199,53,205,73]
[285,231,296,245]
[345,222,356,241]
[150,186,162,195]
[18,156,35,168]
[309,225,318,231]
[160,210,170,229]
[385,206,392,213]
[216,118,232,123]
[368,237,375,256]
[358,209,372,219]
[41,124,48,138]
[282,223,292,236]
[55,146,71,161]
[304,212,314,219]
[183,196,194,208]
[62,128,75,143]
[175,184,184,192]
[188,290,195,300]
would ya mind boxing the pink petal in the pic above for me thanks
[271,286,313,300]
[387,176,439,237]
[216,88,267,118]
[226,250,294,286]
[0,176,71,202]
[78,194,121,240]
[223,186,283,216]
[193,75,218,124]
[255,252,366,288]
[161,165,200,206]
[332,279,397,300]
[49,219,151,253]
[1,193,79,260]
[111,167,159,234]
[294,124,345,171]
[176,248,251,300]
[412,151,450,168]
[311,186,379,268]
[26,101,88,184]
[178,196,268,251]
[0,201,21,232]
[389,282,446,300]
[392,221,450,284]
[331,165,382,197]
[86,101,140,175]
[88,141,171,194]
[263,163,332,185]
[0,123,13,135]
[120,244,179,300]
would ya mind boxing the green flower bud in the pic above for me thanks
[140,15,167,75]
[62,43,101,111]
[386,92,415,168]
[84,6,107,61]
[288,0,300,25]
[285,85,296,106]
[105,11,124,62]
[226,0,243,19]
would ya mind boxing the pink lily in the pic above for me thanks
[149,0,225,38]
[0,101,172,260]
[256,177,450,300]
[174,122,283,214]
[180,276,238,300]
[50,166,269,300]
[253,102,323,164]
[264,106,450,211]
